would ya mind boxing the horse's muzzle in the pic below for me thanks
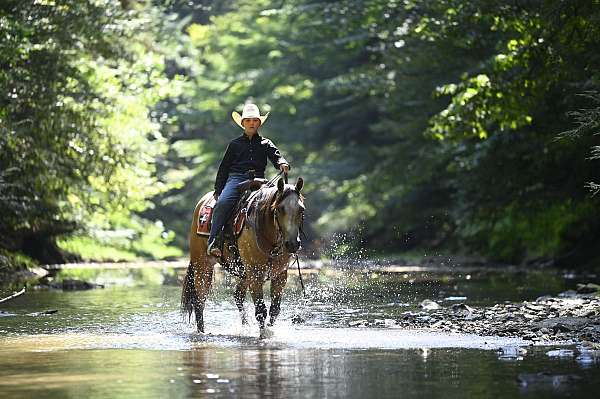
[285,239,301,253]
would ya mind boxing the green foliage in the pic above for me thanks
[153,0,600,265]
[0,1,183,263]
[560,92,600,195]
[58,217,182,262]
[2,0,599,268]
[0,248,37,273]
[58,236,138,263]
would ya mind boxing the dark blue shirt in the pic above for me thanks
[214,133,288,195]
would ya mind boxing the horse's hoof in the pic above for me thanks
[259,327,274,339]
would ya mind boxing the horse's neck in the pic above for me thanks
[260,210,277,243]
[253,189,278,249]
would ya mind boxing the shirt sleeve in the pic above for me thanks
[264,139,290,170]
[214,143,234,195]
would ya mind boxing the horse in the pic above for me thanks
[181,176,305,338]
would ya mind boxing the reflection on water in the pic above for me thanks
[0,266,599,398]
[2,346,600,398]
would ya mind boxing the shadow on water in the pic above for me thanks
[0,264,599,398]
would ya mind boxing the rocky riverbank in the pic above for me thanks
[396,283,600,345]
[343,283,600,345]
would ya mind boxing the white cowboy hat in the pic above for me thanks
[231,103,269,129]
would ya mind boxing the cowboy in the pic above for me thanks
[207,103,290,257]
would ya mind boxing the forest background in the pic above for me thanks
[1,0,599,273]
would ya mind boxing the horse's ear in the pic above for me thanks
[277,177,284,193]
[295,177,304,192]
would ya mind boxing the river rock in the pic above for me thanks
[577,283,600,294]
[348,319,368,327]
[383,318,396,327]
[419,299,441,310]
[497,346,527,360]
[58,279,104,290]
[416,315,433,323]
[450,303,474,317]
[394,293,600,344]
[372,318,396,327]
[9,267,48,282]
[0,310,16,317]
[558,290,578,298]
[444,296,467,301]
[291,314,306,324]
[26,309,58,316]
[535,317,590,331]
[546,349,575,358]
[524,303,545,312]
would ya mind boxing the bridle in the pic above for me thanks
[271,207,285,257]
[269,187,304,257]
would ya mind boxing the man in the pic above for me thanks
[207,103,290,257]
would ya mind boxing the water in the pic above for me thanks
[1,265,599,398]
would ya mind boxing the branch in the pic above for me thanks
[0,288,25,304]
[586,182,600,196]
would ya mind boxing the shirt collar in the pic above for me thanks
[242,132,261,141]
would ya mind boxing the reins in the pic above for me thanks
[292,253,307,298]
[265,170,284,187]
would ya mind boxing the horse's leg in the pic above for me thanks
[268,269,288,327]
[249,277,268,331]
[192,258,214,333]
[186,193,218,334]
[181,261,198,326]
[234,278,249,325]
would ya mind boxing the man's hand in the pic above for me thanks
[279,163,290,174]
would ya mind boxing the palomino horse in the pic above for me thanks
[181,177,305,337]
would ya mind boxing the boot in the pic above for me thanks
[206,238,222,257]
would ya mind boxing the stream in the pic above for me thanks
[1,263,599,398]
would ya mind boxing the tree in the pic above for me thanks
[0,0,183,263]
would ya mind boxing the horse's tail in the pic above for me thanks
[181,261,197,322]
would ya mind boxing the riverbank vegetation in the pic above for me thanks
[1,0,599,273]
[0,0,184,271]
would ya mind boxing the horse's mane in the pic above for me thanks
[256,185,304,214]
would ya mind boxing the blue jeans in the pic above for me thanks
[208,173,247,244]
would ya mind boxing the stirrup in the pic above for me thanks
[206,240,222,257]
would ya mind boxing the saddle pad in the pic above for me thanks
[197,196,217,236]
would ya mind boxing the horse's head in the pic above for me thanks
[273,177,305,253]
